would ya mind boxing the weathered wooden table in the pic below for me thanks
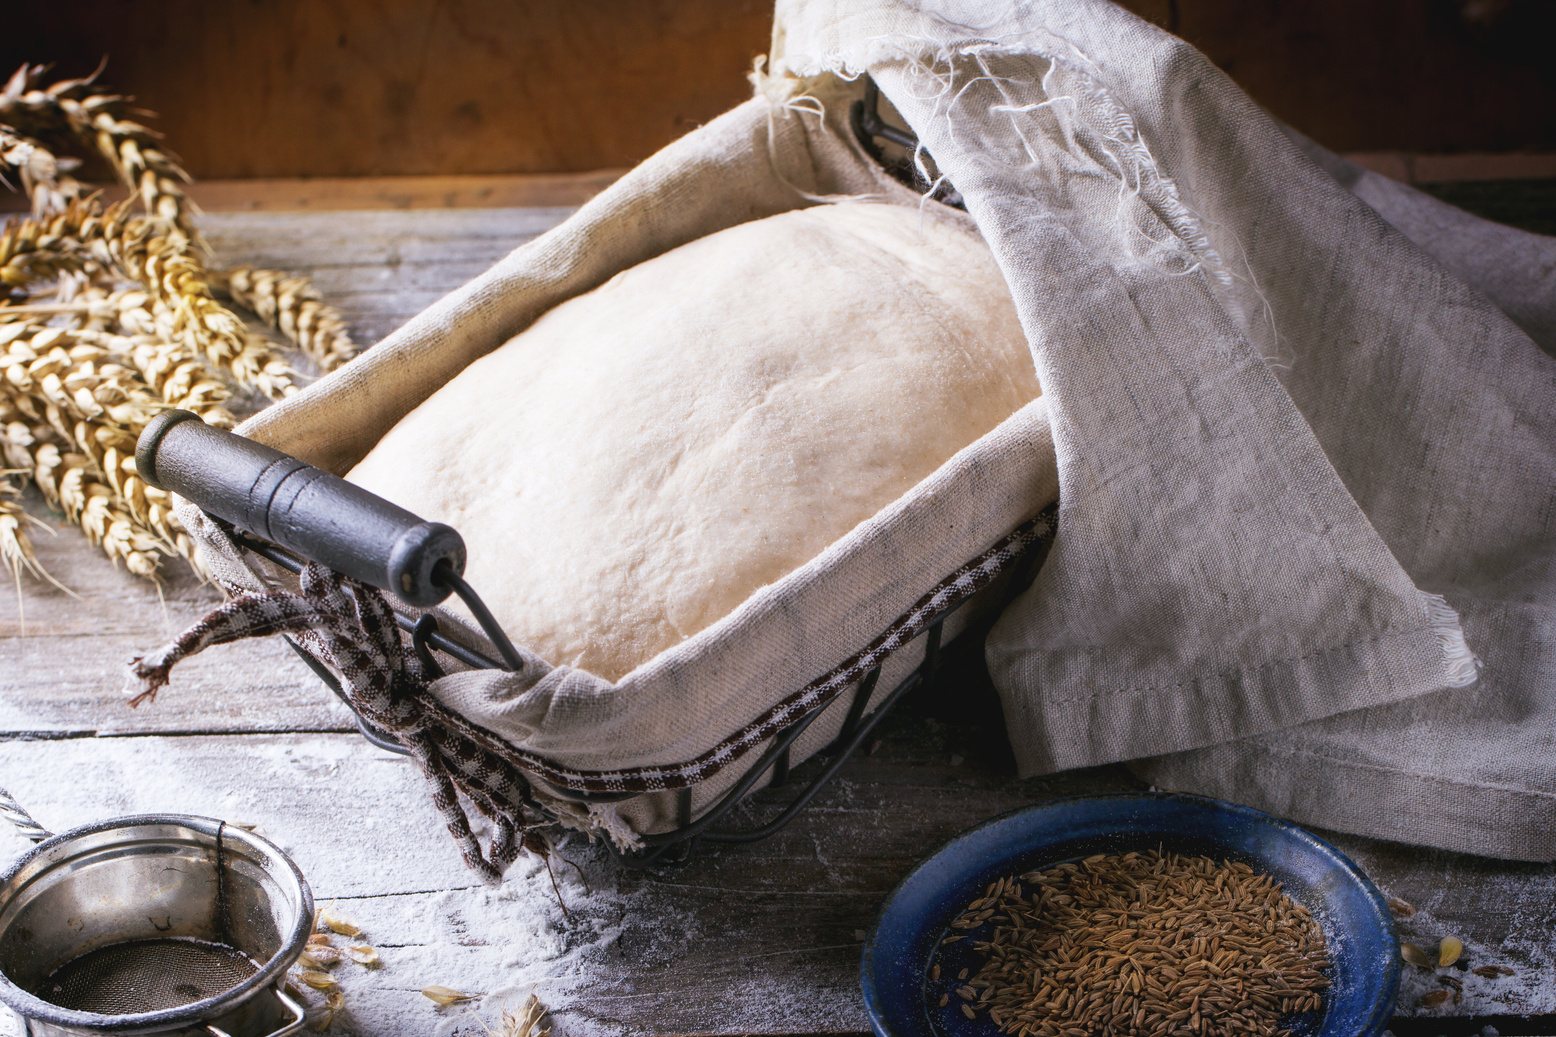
[2,206,1551,1037]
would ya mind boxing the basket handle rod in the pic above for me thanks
[136,410,465,609]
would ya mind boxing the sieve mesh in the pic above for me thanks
[31,937,260,1015]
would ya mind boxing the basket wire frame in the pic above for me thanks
[223,504,1054,864]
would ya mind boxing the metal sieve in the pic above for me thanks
[0,789,312,1037]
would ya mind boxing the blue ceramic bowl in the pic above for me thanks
[862,792,1399,1037]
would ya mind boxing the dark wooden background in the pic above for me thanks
[4,0,1554,183]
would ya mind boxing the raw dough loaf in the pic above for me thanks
[348,201,1039,681]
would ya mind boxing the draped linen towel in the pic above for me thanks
[771,0,1552,859]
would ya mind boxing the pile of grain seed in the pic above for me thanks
[938,850,1332,1037]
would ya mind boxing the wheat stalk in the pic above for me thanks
[0,63,199,240]
[105,218,300,399]
[4,363,172,579]
[0,126,86,217]
[4,406,167,580]
[2,72,314,400]
[0,321,161,428]
[102,327,236,424]
[0,199,116,289]
[0,320,202,572]
[2,67,352,380]
[10,289,242,426]
[72,473,167,578]
[0,64,355,590]
[0,214,236,581]
[220,266,359,372]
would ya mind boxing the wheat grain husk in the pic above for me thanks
[221,265,359,372]
[0,126,86,217]
[0,200,113,288]
[0,473,66,596]
[0,63,200,240]
[104,217,301,398]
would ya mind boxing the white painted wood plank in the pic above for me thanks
[0,734,470,896]
[202,207,576,249]
[202,210,572,279]
[1,494,348,736]
[0,731,864,1036]
[2,729,1549,1034]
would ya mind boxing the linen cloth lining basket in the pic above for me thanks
[166,78,1066,870]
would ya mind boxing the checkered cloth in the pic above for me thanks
[130,564,534,884]
[129,515,1048,876]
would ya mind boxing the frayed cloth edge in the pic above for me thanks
[1423,592,1481,688]
[587,802,643,853]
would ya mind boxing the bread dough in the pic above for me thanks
[348,202,1039,681]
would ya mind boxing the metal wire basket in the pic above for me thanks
[136,406,1052,870]
[241,506,1051,867]
[130,87,1053,864]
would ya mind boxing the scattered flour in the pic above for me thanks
[0,731,868,1036]
[1379,880,1555,1020]
[3,738,1552,1034]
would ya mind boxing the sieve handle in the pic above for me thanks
[135,410,466,608]
[206,985,306,1037]
[0,786,50,844]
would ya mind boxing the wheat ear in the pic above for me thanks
[220,266,359,372]
[5,403,168,580]
[0,471,68,598]
[0,63,200,241]
[0,126,87,217]
[104,217,300,399]
[0,321,200,571]
[0,200,118,289]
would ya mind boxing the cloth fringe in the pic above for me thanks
[129,564,539,885]
[1423,592,1481,688]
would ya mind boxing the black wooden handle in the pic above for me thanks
[136,410,465,607]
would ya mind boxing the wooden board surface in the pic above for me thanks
[0,171,626,215]
[1,206,1552,1036]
